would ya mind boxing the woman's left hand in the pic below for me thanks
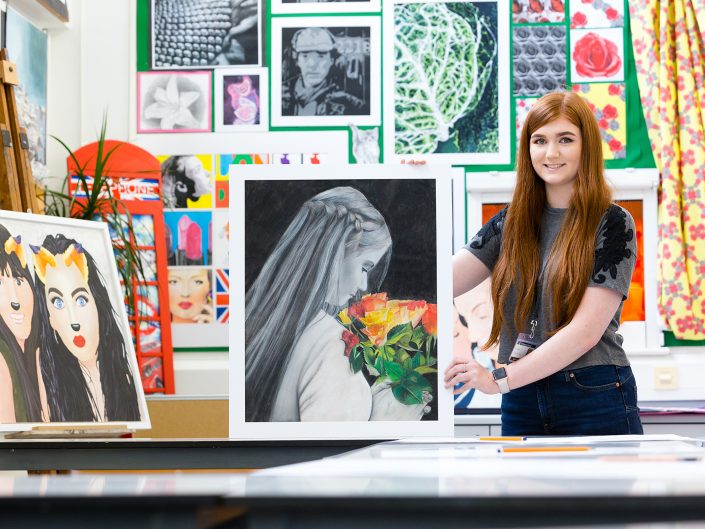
[192,303,215,324]
[443,356,499,395]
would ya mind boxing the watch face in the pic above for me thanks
[492,367,507,381]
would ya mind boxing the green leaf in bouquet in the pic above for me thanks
[428,356,437,367]
[374,357,385,376]
[383,345,396,362]
[363,346,376,367]
[349,344,364,374]
[386,323,412,345]
[397,350,411,366]
[412,326,427,346]
[414,366,438,375]
[391,371,432,405]
[411,353,426,369]
[384,361,405,382]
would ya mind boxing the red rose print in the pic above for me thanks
[572,12,587,27]
[341,329,359,358]
[608,138,622,151]
[598,118,609,129]
[608,83,622,96]
[602,104,618,119]
[606,7,619,20]
[581,0,593,3]
[573,32,622,78]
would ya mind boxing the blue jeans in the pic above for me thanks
[501,365,643,436]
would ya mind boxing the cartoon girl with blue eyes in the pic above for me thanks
[31,234,141,422]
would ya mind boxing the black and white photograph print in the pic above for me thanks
[272,0,381,14]
[151,0,262,69]
[138,71,212,133]
[214,67,269,132]
[271,16,381,127]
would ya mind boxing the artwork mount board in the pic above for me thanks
[270,16,381,127]
[230,164,454,439]
[271,0,381,14]
[0,211,150,432]
[214,67,269,132]
[384,0,510,165]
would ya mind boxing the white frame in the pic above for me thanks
[230,164,454,439]
[464,169,666,356]
[150,0,262,69]
[0,211,150,432]
[270,16,382,127]
[271,0,381,14]
[214,67,269,132]
[384,0,511,165]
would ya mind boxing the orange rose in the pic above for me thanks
[422,304,437,336]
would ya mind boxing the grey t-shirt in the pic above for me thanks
[463,204,637,369]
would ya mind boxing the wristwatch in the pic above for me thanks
[492,367,510,394]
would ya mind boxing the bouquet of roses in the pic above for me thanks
[337,293,437,405]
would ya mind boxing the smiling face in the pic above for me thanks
[0,266,34,347]
[44,260,100,365]
[168,268,210,323]
[529,116,583,206]
[332,244,389,308]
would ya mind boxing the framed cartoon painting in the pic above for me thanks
[230,164,454,439]
[0,211,150,432]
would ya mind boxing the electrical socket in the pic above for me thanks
[653,366,678,390]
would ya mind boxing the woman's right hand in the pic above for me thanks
[192,303,214,324]
[369,380,432,421]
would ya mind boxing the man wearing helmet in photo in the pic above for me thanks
[282,27,366,116]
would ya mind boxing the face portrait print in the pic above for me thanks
[43,256,100,365]
[168,268,213,323]
[333,244,389,308]
[0,265,34,347]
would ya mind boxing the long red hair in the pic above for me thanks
[484,91,612,349]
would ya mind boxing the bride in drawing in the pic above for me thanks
[246,186,430,422]
[32,234,141,422]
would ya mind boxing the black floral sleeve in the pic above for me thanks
[589,204,637,300]
[462,207,507,271]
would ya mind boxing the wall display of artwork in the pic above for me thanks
[513,25,566,97]
[137,71,212,133]
[270,16,381,127]
[272,0,381,14]
[6,7,49,182]
[512,0,564,24]
[385,0,510,165]
[67,141,175,394]
[0,211,150,432]
[214,68,269,132]
[514,97,539,148]
[133,131,350,350]
[230,164,453,439]
[570,27,625,83]
[151,0,261,68]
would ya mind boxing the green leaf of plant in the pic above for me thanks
[384,361,405,382]
[364,346,376,367]
[414,366,437,375]
[349,345,364,374]
[391,380,423,405]
[386,323,411,345]
[374,357,385,376]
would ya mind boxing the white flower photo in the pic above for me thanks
[138,71,212,133]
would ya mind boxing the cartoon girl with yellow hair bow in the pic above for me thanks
[0,223,42,423]
[32,233,141,422]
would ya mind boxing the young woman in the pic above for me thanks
[168,268,214,323]
[445,91,643,436]
[32,234,141,422]
[246,186,429,422]
[0,224,42,422]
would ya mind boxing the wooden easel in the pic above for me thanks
[0,48,41,213]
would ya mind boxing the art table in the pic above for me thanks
[1,435,705,528]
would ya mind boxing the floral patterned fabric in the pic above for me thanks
[630,0,705,339]
[572,83,626,159]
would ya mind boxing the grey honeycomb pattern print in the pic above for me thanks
[513,26,566,97]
